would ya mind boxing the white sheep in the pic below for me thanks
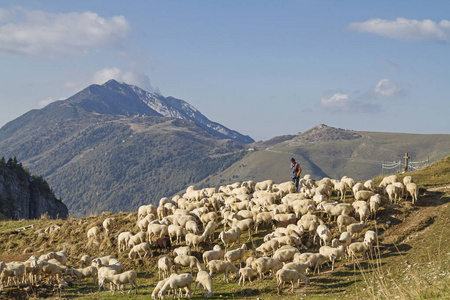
[99,270,138,295]
[386,184,401,204]
[158,257,173,280]
[255,179,274,191]
[347,221,365,238]
[118,232,133,252]
[352,183,365,195]
[276,269,309,294]
[203,245,224,267]
[253,257,283,280]
[173,246,192,257]
[128,242,152,259]
[193,270,213,298]
[158,273,193,299]
[334,181,348,200]
[406,182,419,204]
[185,220,199,235]
[87,226,101,242]
[138,204,157,220]
[364,180,376,192]
[206,260,238,283]
[202,220,216,243]
[78,254,91,268]
[336,215,359,233]
[319,245,346,270]
[403,175,413,185]
[168,224,187,245]
[255,239,280,257]
[307,253,331,274]
[103,218,116,236]
[282,261,310,275]
[218,227,241,250]
[348,241,371,261]
[67,266,98,284]
[147,224,169,240]
[364,230,377,245]
[152,276,172,300]
[137,213,156,232]
[233,267,254,287]
[314,224,332,246]
[174,255,203,275]
[185,233,206,251]
[224,244,247,265]
[369,194,382,219]
[355,190,376,201]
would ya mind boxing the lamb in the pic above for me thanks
[158,257,173,280]
[174,255,203,275]
[158,273,193,299]
[253,257,283,280]
[347,221,365,238]
[193,270,213,298]
[218,227,241,250]
[118,232,133,252]
[238,267,258,286]
[66,266,98,284]
[202,220,216,243]
[99,270,138,295]
[336,215,359,233]
[87,226,101,242]
[103,218,116,236]
[203,245,224,267]
[224,244,247,265]
[76,254,91,268]
[128,242,152,259]
[206,260,238,282]
[185,233,206,251]
[319,245,346,270]
[406,182,419,204]
[276,269,309,294]
[348,241,371,261]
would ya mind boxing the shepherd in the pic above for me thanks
[290,158,302,192]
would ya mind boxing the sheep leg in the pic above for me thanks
[291,280,295,293]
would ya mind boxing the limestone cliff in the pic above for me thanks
[0,157,68,220]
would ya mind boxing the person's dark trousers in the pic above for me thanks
[292,177,299,192]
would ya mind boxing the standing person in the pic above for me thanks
[290,158,302,192]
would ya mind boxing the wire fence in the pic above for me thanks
[382,157,430,176]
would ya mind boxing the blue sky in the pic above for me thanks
[0,1,449,141]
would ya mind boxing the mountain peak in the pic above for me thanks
[66,81,254,143]
[285,124,362,146]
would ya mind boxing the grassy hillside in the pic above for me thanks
[0,156,448,299]
[199,126,450,188]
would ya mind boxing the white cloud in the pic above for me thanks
[320,92,381,113]
[0,7,130,58]
[38,97,56,108]
[93,67,156,93]
[374,79,401,98]
[348,17,450,43]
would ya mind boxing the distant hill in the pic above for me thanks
[0,157,68,220]
[196,124,450,187]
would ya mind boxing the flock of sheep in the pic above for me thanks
[0,173,419,298]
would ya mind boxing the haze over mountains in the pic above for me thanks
[1,80,449,216]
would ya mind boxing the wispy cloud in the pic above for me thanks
[0,7,130,59]
[348,17,450,43]
[93,67,157,93]
[374,78,402,98]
